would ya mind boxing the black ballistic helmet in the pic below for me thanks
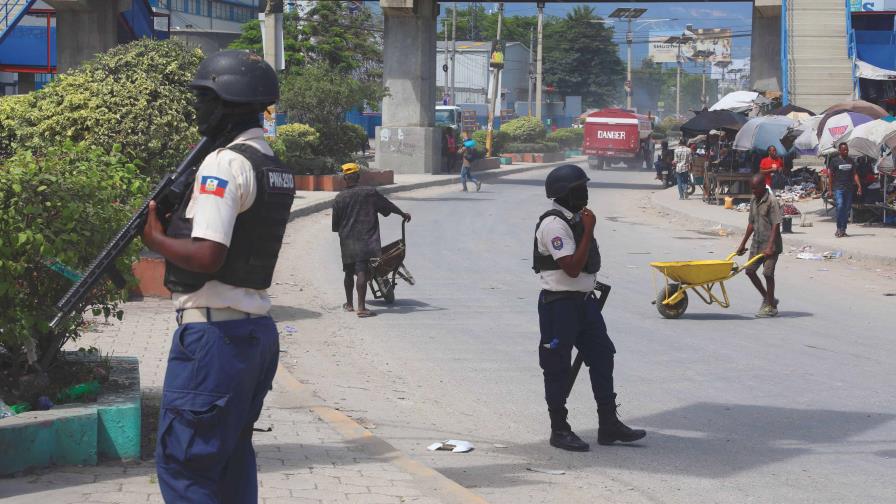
[190,50,278,105]
[545,164,589,199]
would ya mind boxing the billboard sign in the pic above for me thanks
[649,28,732,64]
[851,0,896,11]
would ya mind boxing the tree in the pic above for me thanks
[542,6,624,109]
[229,2,382,78]
[279,62,386,162]
[438,5,537,46]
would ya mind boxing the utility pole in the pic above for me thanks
[535,1,544,120]
[451,6,457,105]
[443,16,449,103]
[528,26,534,116]
[262,0,279,137]
[486,2,504,157]
[626,17,633,110]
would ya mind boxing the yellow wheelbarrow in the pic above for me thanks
[650,252,765,319]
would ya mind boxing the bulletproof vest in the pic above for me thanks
[164,143,295,293]
[532,209,601,275]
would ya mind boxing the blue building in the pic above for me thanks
[0,0,260,94]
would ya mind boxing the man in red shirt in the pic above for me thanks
[759,146,783,187]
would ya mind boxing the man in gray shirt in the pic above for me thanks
[737,173,783,318]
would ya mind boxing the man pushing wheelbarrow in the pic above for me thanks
[651,174,781,319]
[736,173,784,318]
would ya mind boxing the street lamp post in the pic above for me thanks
[595,11,674,112]
[608,8,646,111]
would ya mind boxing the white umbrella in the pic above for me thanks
[817,111,874,156]
[709,91,760,113]
[840,118,896,159]
[733,116,797,153]
[791,116,822,156]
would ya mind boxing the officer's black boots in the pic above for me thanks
[597,402,647,445]
[548,406,590,451]
[550,430,590,452]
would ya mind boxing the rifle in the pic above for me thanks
[565,281,611,399]
[49,136,214,330]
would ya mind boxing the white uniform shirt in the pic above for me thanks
[535,202,598,293]
[171,128,274,315]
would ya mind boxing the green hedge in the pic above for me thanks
[504,142,561,153]
[270,123,319,171]
[500,116,546,143]
[7,40,202,179]
[547,128,584,149]
[472,130,511,155]
[0,143,149,365]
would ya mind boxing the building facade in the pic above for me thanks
[148,0,261,54]
[436,40,531,110]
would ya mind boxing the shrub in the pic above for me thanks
[14,40,202,180]
[472,129,511,155]
[270,123,319,170]
[547,128,584,149]
[504,142,561,153]
[312,123,367,164]
[0,93,36,155]
[500,116,546,143]
[0,143,149,370]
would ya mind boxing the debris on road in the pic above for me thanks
[527,467,565,475]
[493,443,509,448]
[427,440,474,453]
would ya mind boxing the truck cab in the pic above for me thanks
[435,106,463,135]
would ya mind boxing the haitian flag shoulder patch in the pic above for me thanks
[199,176,229,198]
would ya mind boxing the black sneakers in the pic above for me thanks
[550,430,590,452]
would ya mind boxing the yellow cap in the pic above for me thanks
[341,163,360,175]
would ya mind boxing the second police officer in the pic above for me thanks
[141,50,294,502]
[533,164,646,452]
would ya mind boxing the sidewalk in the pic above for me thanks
[0,159,573,504]
[651,184,896,266]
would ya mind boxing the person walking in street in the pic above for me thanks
[827,142,863,237]
[673,139,693,200]
[141,50,293,503]
[332,163,411,318]
[759,145,783,188]
[533,164,646,452]
[737,173,783,318]
[459,139,482,192]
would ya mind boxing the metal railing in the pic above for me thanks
[0,0,34,43]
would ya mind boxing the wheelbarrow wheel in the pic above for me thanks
[656,283,688,319]
[377,276,396,304]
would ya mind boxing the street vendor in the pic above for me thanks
[736,173,783,318]
[759,145,783,188]
[332,163,411,318]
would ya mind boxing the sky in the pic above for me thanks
[452,2,755,73]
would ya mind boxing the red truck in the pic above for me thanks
[583,108,654,170]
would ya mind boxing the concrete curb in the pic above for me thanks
[0,356,141,476]
[649,189,896,267]
[273,364,489,504]
[288,159,581,221]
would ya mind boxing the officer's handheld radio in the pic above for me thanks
[49,137,215,331]
[565,281,612,398]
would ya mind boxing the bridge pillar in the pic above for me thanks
[45,0,119,73]
[751,0,782,93]
[376,0,442,174]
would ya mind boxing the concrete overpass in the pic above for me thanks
[21,0,849,173]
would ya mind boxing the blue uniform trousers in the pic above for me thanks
[538,291,616,411]
[155,316,280,504]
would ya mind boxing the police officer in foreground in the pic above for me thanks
[141,51,294,502]
[534,164,646,451]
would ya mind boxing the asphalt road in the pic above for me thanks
[270,168,896,503]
